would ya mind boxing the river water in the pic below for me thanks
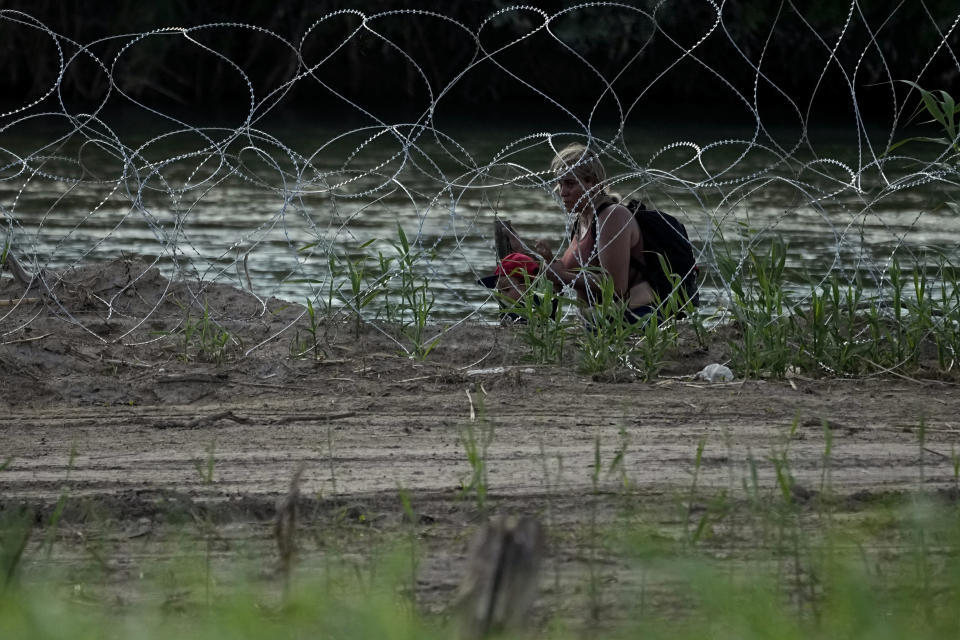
[2,114,958,321]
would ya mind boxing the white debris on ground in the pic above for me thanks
[695,363,735,383]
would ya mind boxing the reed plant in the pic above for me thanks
[718,240,960,380]
[324,254,339,319]
[575,270,688,380]
[175,300,235,365]
[795,272,868,375]
[497,275,574,365]
[889,81,960,157]
[289,297,325,360]
[458,391,494,515]
[298,227,441,358]
[632,272,690,382]
[587,433,603,620]
[932,255,960,369]
[383,225,440,360]
[42,445,76,558]
[336,239,385,338]
[295,239,387,337]
[718,238,794,378]
[576,274,646,375]
[396,488,420,608]
[0,506,32,596]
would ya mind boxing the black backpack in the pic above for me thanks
[577,199,700,308]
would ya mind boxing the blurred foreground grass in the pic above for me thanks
[4,487,960,639]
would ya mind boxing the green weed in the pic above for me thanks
[384,225,440,360]
[193,438,217,485]
[574,272,683,380]
[498,274,574,365]
[0,506,32,595]
[189,438,219,608]
[587,433,602,620]
[719,238,793,378]
[631,305,678,382]
[290,297,326,360]
[341,239,384,337]
[718,241,960,381]
[889,82,960,156]
[576,273,646,375]
[796,272,869,375]
[42,444,77,558]
[315,227,441,359]
[396,488,419,608]
[683,437,707,547]
[178,301,235,365]
[458,390,493,515]
[4,449,122,594]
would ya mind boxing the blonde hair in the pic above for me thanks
[550,143,619,206]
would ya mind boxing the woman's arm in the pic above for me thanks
[595,204,636,297]
[542,239,583,290]
[544,205,636,298]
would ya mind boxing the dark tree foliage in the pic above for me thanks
[1,0,957,118]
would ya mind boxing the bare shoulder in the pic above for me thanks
[597,202,636,232]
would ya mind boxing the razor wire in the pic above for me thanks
[1,3,959,361]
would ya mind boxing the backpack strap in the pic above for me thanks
[569,200,616,241]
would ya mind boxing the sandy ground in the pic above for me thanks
[2,259,960,622]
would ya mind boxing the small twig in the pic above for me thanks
[101,358,153,370]
[392,375,433,384]
[466,389,476,422]
[157,374,224,384]
[466,367,507,376]
[681,381,742,388]
[269,411,355,425]
[1,333,52,346]
[151,410,250,430]
[0,298,40,307]
[233,380,312,390]
[156,373,314,391]
[185,410,250,429]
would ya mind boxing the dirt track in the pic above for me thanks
[3,376,958,507]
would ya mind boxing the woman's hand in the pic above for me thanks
[534,240,553,264]
[543,260,570,287]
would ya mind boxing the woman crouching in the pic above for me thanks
[537,143,658,322]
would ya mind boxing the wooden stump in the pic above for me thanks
[455,515,544,639]
[274,462,306,599]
